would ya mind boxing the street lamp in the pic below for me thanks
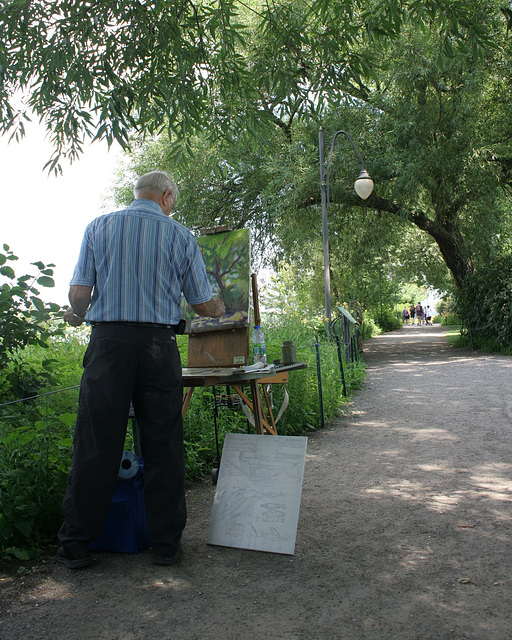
[319,126,374,325]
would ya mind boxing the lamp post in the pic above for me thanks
[319,126,374,325]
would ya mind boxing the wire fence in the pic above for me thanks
[0,325,363,435]
[0,385,80,409]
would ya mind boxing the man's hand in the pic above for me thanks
[191,297,226,318]
[209,297,226,318]
[64,306,85,327]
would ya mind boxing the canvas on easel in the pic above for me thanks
[183,228,251,367]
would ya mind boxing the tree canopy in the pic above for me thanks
[0,0,498,172]
[3,0,511,319]
[365,6,512,287]
[109,0,512,314]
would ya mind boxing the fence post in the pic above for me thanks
[315,334,325,430]
[344,317,352,362]
[352,335,358,362]
[335,334,348,397]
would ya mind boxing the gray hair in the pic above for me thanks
[133,171,178,201]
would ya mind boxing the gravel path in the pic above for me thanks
[1,324,511,640]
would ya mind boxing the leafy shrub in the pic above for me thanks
[440,312,461,326]
[375,307,402,332]
[361,312,381,339]
[0,403,76,560]
[456,255,512,348]
[0,246,64,402]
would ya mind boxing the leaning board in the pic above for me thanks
[207,433,308,555]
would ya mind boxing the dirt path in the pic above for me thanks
[1,325,511,640]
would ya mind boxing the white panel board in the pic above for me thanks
[207,433,308,555]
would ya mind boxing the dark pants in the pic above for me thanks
[58,323,186,557]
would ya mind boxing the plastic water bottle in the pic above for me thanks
[252,325,267,364]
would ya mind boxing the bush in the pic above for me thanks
[375,307,402,332]
[0,414,74,560]
[456,255,512,348]
[0,386,78,560]
[361,312,381,339]
[0,246,64,402]
[440,312,461,326]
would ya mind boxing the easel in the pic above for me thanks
[182,272,279,436]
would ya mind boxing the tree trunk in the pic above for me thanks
[372,196,473,289]
[427,225,473,289]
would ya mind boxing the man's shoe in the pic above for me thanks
[57,546,93,569]
[152,547,181,566]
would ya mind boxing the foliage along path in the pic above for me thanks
[1,324,511,640]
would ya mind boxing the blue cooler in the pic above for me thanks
[90,452,150,554]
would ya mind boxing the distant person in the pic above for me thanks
[425,305,433,325]
[410,304,416,325]
[416,303,424,325]
[402,307,410,325]
[58,170,226,569]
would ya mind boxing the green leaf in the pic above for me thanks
[36,276,55,287]
[1,266,15,279]
[5,547,30,561]
[31,297,45,312]
[57,413,78,427]
[443,35,454,57]
[42,358,58,369]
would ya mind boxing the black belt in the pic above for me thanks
[91,321,175,330]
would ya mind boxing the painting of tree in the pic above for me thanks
[184,229,250,332]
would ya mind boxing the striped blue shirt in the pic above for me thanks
[70,199,213,324]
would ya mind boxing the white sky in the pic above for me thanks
[1,121,121,306]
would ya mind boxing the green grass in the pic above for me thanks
[444,328,463,348]
[443,327,512,355]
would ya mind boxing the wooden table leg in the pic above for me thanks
[249,379,265,434]
[231,384,277,435]
[182,387,195,418]
[261,384,277,434]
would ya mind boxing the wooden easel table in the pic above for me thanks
[182,362,307,435]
